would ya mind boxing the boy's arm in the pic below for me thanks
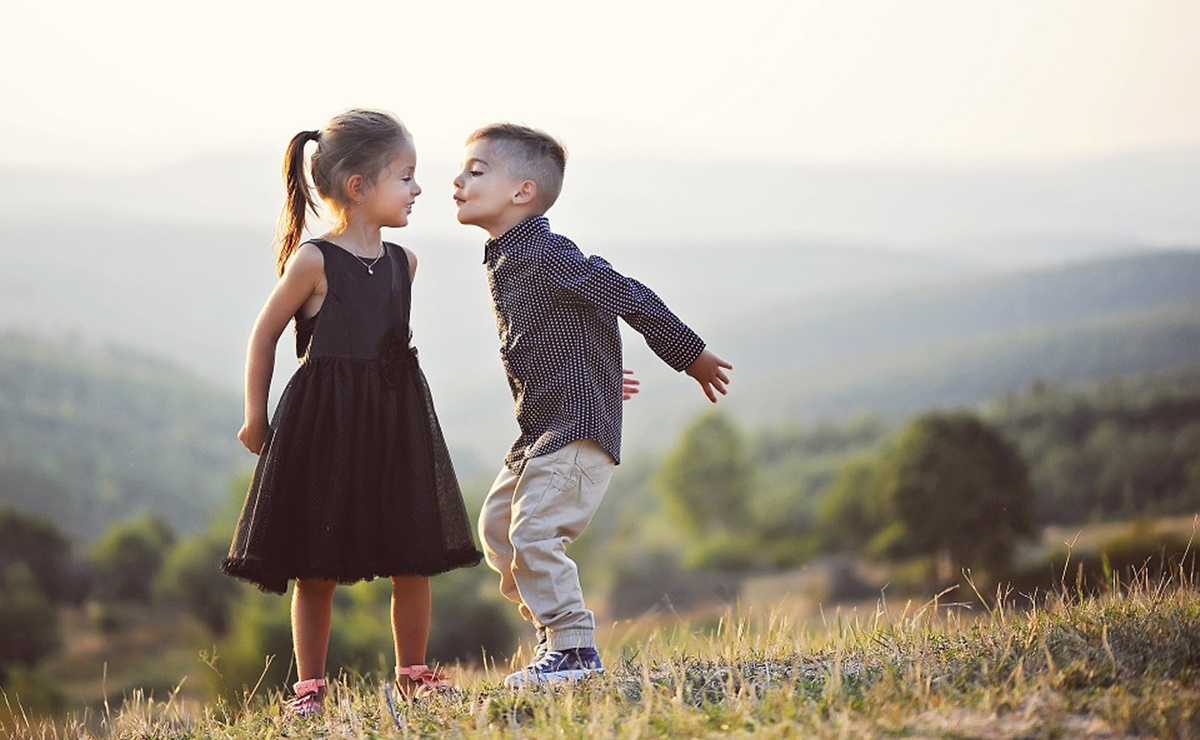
[548,245,705,370]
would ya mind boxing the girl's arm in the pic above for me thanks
[238,244,326,453]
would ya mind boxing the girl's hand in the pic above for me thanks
[685,348,734,403]
[238,421,267,455]
[622,368,641,400]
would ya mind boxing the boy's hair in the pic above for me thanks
[275,108,412,275]
[466,123,567,212]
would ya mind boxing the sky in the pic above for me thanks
[2,0,1200,172]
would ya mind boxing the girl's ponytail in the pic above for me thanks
[271,111,411,275]
[274,130,322,276]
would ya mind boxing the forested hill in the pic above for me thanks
[736,249,1200,419]
[622,249,1200,448]
[4,250,1199,538]
[0,333,246,542]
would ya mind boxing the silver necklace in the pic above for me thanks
[351,244,386,275]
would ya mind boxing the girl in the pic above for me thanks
[221,108,482,717]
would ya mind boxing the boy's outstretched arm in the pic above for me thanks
[685,348,734,403]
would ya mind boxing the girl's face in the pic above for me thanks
[363,148,421,228]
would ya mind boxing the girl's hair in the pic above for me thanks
[275,109,413,275]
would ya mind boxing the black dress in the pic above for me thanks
[222,240,482,594]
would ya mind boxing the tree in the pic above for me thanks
[880,412,1035,577]
[655,411,755,537]
[155,533,241,633]
[0,508,82,603]
[0,564,61,683]
[90,513,175,602]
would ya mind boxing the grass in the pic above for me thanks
[4,558,1199,740]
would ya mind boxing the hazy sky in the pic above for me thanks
[3,0,1199,172]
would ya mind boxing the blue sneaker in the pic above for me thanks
[504,647,604,687]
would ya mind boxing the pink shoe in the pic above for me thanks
[285,677,326,718]
[395,664,454,700]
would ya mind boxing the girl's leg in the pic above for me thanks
[292,577,337,688]
[391,575,431,667]
[392,575,446,697]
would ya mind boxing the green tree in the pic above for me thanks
[880,412,1035,577]
[155,533,241,633]
[655,411,755,537]
[0,508,81,603]
[90,513,175,602]
[816,456,889,552]
[0,564,61,683]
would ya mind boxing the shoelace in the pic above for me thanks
[529,650,569,670]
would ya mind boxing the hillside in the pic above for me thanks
[3,231,1197,471]
[12,576,1200,738]
[615,249,1200,452]
[6,146,1200,467]
[0,333,247,541]
[0,208,999,468]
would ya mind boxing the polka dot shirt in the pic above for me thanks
[483,216,706,473]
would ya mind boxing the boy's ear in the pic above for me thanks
[512,179,537,206]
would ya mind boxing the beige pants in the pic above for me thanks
[478,439,615,651]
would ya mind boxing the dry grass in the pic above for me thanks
[4,561,1199,739]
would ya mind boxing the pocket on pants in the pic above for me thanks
[579,460,613,486]
[574,441,614,495]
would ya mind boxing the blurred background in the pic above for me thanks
[2,0,1199,720]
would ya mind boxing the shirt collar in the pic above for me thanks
[483,215,551,263]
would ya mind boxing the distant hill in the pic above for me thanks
[0,333,246,541]
[2,249,1197,541]
[619,249,1200,452]
[3,144,1200,465]
[0,210,997,469]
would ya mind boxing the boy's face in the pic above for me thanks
[452,139,527,237]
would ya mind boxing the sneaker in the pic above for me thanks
[533,627,548,660]
[504,647,604,688]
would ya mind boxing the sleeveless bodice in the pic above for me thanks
[295,240,412,361]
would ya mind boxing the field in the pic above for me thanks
[5,555,1199,739]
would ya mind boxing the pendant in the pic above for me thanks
[368,268,374,275]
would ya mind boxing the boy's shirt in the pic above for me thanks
[483,216,706,473]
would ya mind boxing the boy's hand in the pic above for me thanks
[685,349,733,403]
[622,368,641,400]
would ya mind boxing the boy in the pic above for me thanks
[452,123,733,687]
